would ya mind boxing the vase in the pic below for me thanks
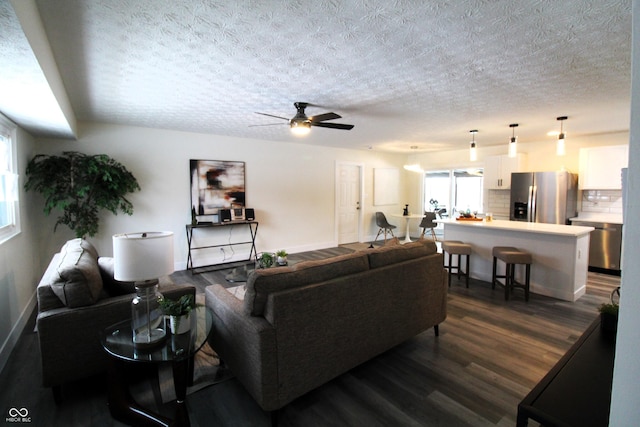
[169,314,191,335]
[131,281,166,347]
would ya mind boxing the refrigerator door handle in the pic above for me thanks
[528,185,536,222]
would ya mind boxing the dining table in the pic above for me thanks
[391,213,425,244]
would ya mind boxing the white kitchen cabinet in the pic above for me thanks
[483,154,527,189]
[579,145,628,189]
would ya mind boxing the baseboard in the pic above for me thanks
[0,290,37,374]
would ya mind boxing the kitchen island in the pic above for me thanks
[436,219,594,301]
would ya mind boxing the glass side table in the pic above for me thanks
[100,306,213,427]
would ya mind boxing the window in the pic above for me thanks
[0,114,19,244]
[423,168,484,216]
[453,169,484,215]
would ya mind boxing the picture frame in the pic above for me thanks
[190,159,245,216]
[374,168,399,206]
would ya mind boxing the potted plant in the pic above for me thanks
[599,287,620,334]
[276,249,288,266]
[24,151,140,238]
[160,294,198,334]
[257,252,275,269]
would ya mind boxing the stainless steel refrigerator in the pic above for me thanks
[509,171,578,224]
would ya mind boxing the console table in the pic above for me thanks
[517,316,615,426]
[186,221,258,273]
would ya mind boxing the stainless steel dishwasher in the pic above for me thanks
[572,220,623,271]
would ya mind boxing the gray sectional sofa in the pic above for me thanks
[36,238,195,401]
[205,238,447,413]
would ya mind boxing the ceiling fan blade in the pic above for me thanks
[248,123,287,127]
[311,122,354,130]
[255,112,289,120]
[309,112,341,122]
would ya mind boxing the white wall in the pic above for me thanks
[609,0,640,423]
[34,122,409,269]
[0,125,59,372]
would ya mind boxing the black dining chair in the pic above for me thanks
[374,212,396,243]
[419,211,438,241]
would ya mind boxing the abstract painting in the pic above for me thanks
[190,159,245,215]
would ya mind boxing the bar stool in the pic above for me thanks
[492,246,532,301]
[441,240,472,287]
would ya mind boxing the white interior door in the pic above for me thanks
[336,163,362,244]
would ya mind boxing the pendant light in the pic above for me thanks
[508,123,518,158]
[469,130,478,161]
[556,116,568,156]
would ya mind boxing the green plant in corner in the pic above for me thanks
[599,286,621,316]
[598,286,620,333]
[24,151,141,238]
[598,302,619,316]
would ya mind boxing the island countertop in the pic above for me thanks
[436,218,593,301]
[435,219,594,236]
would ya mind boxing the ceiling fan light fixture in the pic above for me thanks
[556,116,568,156]
[508,123,518,158]
[469,130,478,162]
[290,120,311,136]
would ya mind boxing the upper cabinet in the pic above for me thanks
[484,154,527,189]
[579,145,629,190]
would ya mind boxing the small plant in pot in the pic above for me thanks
[276,249,288,266]
[599,286,620,334]
[257,252,275,269]
[160,294,198,335]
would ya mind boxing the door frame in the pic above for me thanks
[335,161,364,245]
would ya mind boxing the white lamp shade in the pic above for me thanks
[508,138,517,158]
[113,231,174,281]
[469,142,477,161]
[557,135,566,156]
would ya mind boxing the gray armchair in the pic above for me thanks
[36,238,195,402]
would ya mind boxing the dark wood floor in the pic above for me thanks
[0,245,619,426]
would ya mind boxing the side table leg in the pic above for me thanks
[107,358,172,427]
[172,358,191,427]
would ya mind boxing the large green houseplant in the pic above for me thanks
[24,151,140,238]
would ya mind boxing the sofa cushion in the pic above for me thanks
[244,251,369,316]
[50,238,104,308]
[367,239,437,269]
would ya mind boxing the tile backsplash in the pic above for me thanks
[486,190,510,218]
[581,189,623,214]
[486,189,624,218]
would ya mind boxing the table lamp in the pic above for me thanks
[113,231,174,348]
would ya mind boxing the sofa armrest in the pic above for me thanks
[37,283,195,388]
[205,284,280,411]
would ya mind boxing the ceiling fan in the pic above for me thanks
[254,102,354,135]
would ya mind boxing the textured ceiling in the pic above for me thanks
[0,0,633,153]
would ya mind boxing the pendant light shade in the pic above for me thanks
[508,124,518,158]
[556,116,568,156]
[469,130,478,161]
